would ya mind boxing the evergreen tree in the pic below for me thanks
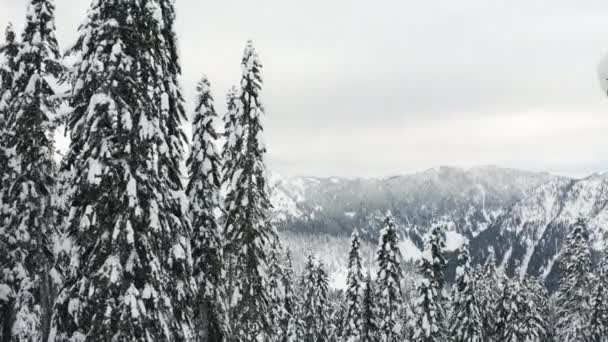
[524,277,552,342]
[495,278,547,341]
[473,249,501,340]
[448,242,483,342]
[222,39,277,341]
[0,25,19,336]
[302,255,318,342]
[588,245,608,341]
[360,273,379,342]
[342,230,363,342]
[187,75,228,342]
[328,300,345,342]
[412,225,447,342]
[50,0,194,340]
[281,249,297,342]
[286,315,304,342]
[0,0,61,339]
[268,238,287,342]
[0,22,19,122]
[555,218,593,341]
[315,260,331,341]
[301,255,330,342]
[375,214,403,342]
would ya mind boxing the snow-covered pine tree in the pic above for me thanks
[0,0,62,339]
[0,22,19,119]
[555,218,593,341]
[328,299,345,342]
[0,23,19,320]
[281,249,298,342]
[473,249,501,341]
[495,278,547,341]
[342,230,363,342]
[412,225,447,342]
[523,277,552,341]
[301,255,331,342]
[315,260,331,341]
[223,40,277,342]
[588,245,608,341]
[188,75,228,342]
[50,0,195,340]
[448,242,483,342]
[375,214,404,342]
[268,237,287,342]
[361,273,379,342]
[302,254,318,342]
[286,315,304,342]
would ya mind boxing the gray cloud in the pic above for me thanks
[1,0,608,177]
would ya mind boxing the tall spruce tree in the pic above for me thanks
[187,75,228,342]
[315,260,331,341]
[360,273,379,342]
[555,218,593,341]
[0,0,61,339]
[0,25,19,332]
[302,255,318,342]
[50,0,194,340]
[301,255,330,342]
[281,249,297,342]
[375,214,403,342]
[223,39,277,342]
[268,238,287,342]
[0,22,19,124]
[342,230,363,342]
[495,278,547,341]
[448,242,483,342]
[412,225,447,342]
[588,245,608,341]
[473,249,501,341]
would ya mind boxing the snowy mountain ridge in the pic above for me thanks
[271,166,608,288]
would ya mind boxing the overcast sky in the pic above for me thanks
[2,0,608,178]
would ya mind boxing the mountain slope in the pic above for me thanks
[471,172,608,290]
[271,166,560,241]
[270,167,608,289]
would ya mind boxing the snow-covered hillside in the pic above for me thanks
[270,167,608,289]
[472,172,608,290]
[270,165,559,245]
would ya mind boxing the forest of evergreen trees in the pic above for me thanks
[0,0,607,341]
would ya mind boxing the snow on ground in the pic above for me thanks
[444,230,467,252]
[399,238,422,261]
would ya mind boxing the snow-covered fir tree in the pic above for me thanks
[342,230,363,342]
[301,255,331,342]
[0,22,19,125]
[281,249,298,342]
[0,0,61,339]
[495,277,548,341]
[473,249,501,341]
[328,300,345,342]
[360,273,379,342]
[315,260,331,341]
[375,214,404,342]
[187,75,228,342]
[554,218,593,341]
[412,225,447,342]
[448,242,483,342]
[222,39,277,341]
[268,238,287,342]
[50,0,195,340]
[524,277,552,341]
[588,245,608,341]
